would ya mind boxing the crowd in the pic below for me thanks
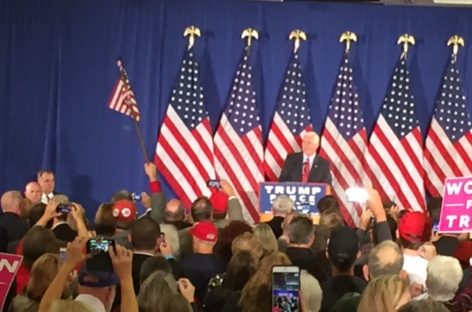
[0,163,471,312]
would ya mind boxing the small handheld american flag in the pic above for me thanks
[108,59,141,122]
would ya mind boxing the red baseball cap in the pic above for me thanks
[190,221,218,242]
[209,189,229,215]
[112,199,137,224]
[398,211,431,243]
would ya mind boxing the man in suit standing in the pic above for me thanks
[279,131,332,184]
[0,191,29,243]
[37,169,57,204]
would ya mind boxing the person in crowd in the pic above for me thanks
[138,271,178,311]
[320,226,366,312]
[239,252,292,312]
[426,255,463,302]
[210,180,244,229]
[158,293,193,312]
[0,190,29,244]
[130,216,161,294]
[179,196,213,256]
[37,170,57,204]
[49,195,78,242]
[37,238,138,312]
[110,198,137,248]
[428,197,461,257]
[398,210,431,297]
[204,250,258,312]
[357,274,411,312]
[180,220,225,303]
[94,202,116,237]
[331,240,406,312]
[163,199,192,230]
[24,181,42,205]
[27,203,49,228]
[215,220,253,264]
[312,210,343,254]
[17,225,63,294]
[398,299,449,312]
[279,131,332,184]
[285,216,328,284]
[263,195,294,239]
[277,211,299,252]
[253,223,278,256]
[139,256,174,285]
[10,253,63,311]
[300,270,323,312]
[317,195,340,214]
[159,223,182,277]
[231,232,264,264]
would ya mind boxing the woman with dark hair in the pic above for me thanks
[214,221,252,264]
[204,251,258,312]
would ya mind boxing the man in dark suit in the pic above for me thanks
[279,131,332,184]
[37,169,58,204]
[263,195,294,239]
[130,217,162,294]
[0,191,29,243]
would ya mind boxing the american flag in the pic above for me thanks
[108,59,141,121]
[424,56,472,196]
[320,55,368,226]
[155,48,215,208]
[214,49,263,223]
[264,52,312,181]
[366,57,426,211]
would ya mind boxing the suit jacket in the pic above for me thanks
[279,152,332,184]
[132,253,151,294]
[0,212,29,243]
[263,216,284,239]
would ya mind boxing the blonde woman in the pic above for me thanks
[357,274,411,312]
[253,223,278,256]
[239,251,291,312]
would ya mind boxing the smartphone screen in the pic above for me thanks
[345,187,368,203]
[207,179,221,188]
[86,238,115,271]
[272,266,300,312]
[432,221,439,233]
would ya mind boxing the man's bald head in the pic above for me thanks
[165,199,185,221]
[1,190,23,215]
[367,240,404,279]
[25,182,42,204]
[302,132,320,156]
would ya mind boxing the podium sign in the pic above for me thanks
[259,182,328,214]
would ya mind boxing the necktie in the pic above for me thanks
[302,159,310,183]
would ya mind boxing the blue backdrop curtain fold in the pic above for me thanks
[1,0,471,220]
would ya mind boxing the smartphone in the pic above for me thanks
[432,220,439,233]
[56,203,72,214]
[86,238,115,272]
[272,266,300,312]
[59,247,67,263]
[346,187,369,203]
[207,179,221,189]
[131,192,142,202]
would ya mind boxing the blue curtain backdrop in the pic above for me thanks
[1,0,471,220]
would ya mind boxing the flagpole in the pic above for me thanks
[133,119,150,163]
[115,58,150,163]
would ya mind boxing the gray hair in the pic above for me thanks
[368,240,404,279]
[287,216,314,245]
[159,224,181,258]
[300,270,322,312]
[138,271,177,311]
[272,195,294,215]
[427,255,463,301]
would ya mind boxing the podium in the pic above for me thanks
[259,181,330,223]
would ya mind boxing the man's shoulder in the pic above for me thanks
[286,152,303,160]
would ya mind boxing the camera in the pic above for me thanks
[131,192,142,202]
[86,238,116,272]
[207,179,221,189]
[56,203,72,214]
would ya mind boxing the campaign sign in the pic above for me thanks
[0,253,23,311]
[438,176,472,233]
[259,182,328,214]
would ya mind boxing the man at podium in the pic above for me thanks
[279,131,332,184]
